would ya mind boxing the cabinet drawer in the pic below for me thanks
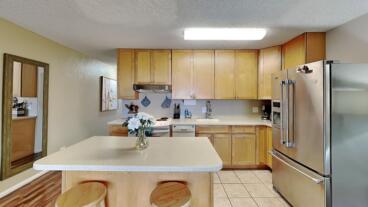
[196,125,231,134]
[232,126,256,134]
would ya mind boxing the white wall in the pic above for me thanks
[327,13,368,63]
[0,18,119,192]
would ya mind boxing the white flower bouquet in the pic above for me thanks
[123,112,155,136]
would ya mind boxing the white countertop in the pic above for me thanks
[33,136,222,172]
[108,116,272,127]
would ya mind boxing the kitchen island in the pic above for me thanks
[33,136,222,206]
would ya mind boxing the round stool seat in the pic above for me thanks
[150,182,191,207]
[56,182,107,207]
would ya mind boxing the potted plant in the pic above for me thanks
[123,112,155,150]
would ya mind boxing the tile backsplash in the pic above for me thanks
[119,93,268,119]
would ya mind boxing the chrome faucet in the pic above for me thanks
[205,101,213,119]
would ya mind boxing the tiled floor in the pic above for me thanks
[213,170,290,207]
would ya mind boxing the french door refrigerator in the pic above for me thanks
[271,60,368,207]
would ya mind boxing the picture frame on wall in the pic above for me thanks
[100,76,118,112]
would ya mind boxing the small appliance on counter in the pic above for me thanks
[12,97,28,117]
[261,104,271,120]
[125,103,139,114]
[184,109,192,119]
[173,104,180,119]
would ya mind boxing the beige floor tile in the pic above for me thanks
[265,184,281,197]
[254,198,285,207]
[235,170,262,184]
[278,197,291,207]
[214,184,228,198]
[214,197,232,207]
[244,183,275,198]
[223,184,250,198]
[213,173,221,184]
[254,170,272,184]
[218,171,241,183]
[230,198,258,207]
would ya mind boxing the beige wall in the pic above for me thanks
[327,13,368,63]
[0,18,118,192]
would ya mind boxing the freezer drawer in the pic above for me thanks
[272,151,330,207]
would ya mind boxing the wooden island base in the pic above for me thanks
[62,171,213,207]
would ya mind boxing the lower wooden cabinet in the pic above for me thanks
[108,125,128,136]
[266,126,273,169]
[231,134,256,166]
[213,134,232,166]
[12,118,36,162]
[196,125,262,168]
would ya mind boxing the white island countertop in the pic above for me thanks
[33,136,222,172]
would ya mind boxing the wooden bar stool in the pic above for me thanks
[55,182,107,207]
[150,182,191,207]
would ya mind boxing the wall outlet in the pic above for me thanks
[252,106,259,113]
[201,106,207,114]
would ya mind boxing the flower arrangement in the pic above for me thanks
[124,112,155,135]
[123,112,155,150]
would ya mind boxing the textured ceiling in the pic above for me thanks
[1,0,368,64]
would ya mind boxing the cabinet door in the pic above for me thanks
[135,50,152,83]
[213,134,232,166]
[215,50,235,99]
[232,134,256,166]
[172,50,193,99]
[235,50,258,99]
[193,50,215,99]
[152,50,171,84]
[21,63,37,97]
[266,127,273,169]
[258,46,281,100]
[282,34,306,70]
[12,118,36,161]
[305,32,326,64]
[117,49,138,99]
[257,126,267,165]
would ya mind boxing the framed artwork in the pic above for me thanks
[100,76,118,111]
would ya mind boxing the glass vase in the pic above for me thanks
[136,128,149,150]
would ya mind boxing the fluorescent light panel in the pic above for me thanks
[184,28,266,40]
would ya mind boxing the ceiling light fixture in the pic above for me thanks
[184,28,267,40]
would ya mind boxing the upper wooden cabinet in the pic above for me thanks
[193,50,215,99]
[21,63,38,97]
[235,50,258,99]
[152,50,172,84]
[117,49,138,100]
[215,50,235,99]
[135,50,151,83]
[134,49,171,84]
[172,50,193,99]
[258,46,282,100]
[282,32,325,70]
[172,50,215,99]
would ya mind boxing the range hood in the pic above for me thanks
[133,84,171,93]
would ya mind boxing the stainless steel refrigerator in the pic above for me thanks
[271,60,368,207]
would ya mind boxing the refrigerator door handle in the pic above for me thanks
[271,150,324,184]
[285,79,295,148]
[280,80,285,145]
